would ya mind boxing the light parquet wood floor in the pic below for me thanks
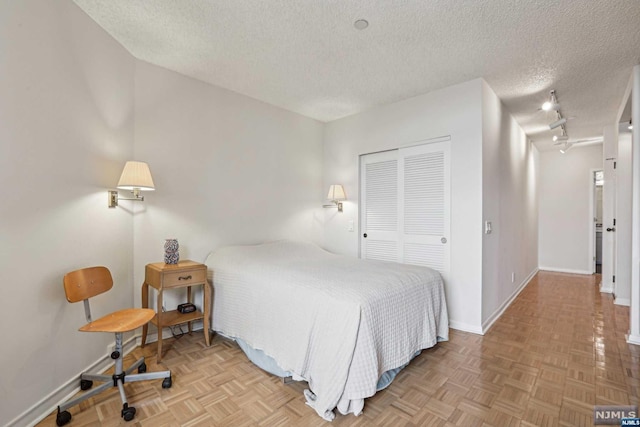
[39,271,639,426]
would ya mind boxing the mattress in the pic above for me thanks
[205,240,449,420]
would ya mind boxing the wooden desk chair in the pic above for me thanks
[56,267,172,426]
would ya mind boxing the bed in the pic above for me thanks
[205,240,449,421]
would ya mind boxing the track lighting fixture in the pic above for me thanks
[559,142,573,154]
[541,89,584,153]
[542,102,560,111]
[542,89,573,140]
[541,90,560,111]
[549,117,567,130]
[629,119,633,130]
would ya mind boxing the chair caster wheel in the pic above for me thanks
[121,405,136,421]
[56,410,71,426]
[138,362,147,373]
[162,376,172,389]
[80,379,93,390]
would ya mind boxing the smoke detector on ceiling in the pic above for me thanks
[354,19,369,30]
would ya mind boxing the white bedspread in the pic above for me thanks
[205,241,449,420]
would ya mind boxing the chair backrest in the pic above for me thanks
[63,266,113,303]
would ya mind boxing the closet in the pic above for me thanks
[360,138,451,282]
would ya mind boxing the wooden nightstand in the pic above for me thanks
[141,260,211,362]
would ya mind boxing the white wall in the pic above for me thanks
[481,82,539,329]
[538,145,603,273]
[0,1,135,425]
[616,132,632,305]
[132,61,325,310]
[629,64,640,345]
[323,79,485,333]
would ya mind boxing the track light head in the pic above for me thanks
[629,120,633,130]
[541,90,560,111]
[553,135,569,143]
[549,117,567,130]
[559,142,573,154]
[542,102,560,111]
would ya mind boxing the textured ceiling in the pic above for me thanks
[73,0,640,151]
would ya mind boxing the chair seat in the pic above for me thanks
[79,308,155,333]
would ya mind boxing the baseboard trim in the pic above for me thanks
[538,266,593,275]
[449,320,484,335]
[615,297,631,306]
[481,268,538,334]
[9,335,138,427]
[600,283,614,294]
[626,333,640,346]
[17,323,207,426]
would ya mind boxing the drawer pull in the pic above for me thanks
[178,275,192,281]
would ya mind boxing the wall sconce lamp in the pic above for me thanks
[323,184,346,212]
[108,161,155,208]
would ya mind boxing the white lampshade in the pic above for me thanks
[117,161,155,191]
[327,184,346,201]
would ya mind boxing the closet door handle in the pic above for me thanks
[606,227,615,232]
[363,233,367,238]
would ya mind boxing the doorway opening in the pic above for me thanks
[593,170,604,274]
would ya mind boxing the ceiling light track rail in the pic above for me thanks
[543,89,572,153]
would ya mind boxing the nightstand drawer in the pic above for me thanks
[163,268,206,288]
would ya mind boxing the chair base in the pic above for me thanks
[56,333,171,426]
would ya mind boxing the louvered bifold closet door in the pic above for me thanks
[360,150,400,262]
[360,138,450,282]
[400,141,450,282]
